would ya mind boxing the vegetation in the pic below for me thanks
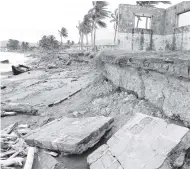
[21,42,29,51]
[110,8,119,45]
[6,39,20,50]
[58,27,68,45]
[88,1,110,51]
[39,35,59,50]
[77,1,110,51]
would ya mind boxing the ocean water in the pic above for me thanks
[0,52,29,74]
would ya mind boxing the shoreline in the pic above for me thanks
[0,51,39,78]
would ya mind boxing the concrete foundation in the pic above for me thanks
[97,50,190,126]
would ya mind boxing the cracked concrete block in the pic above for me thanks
[33,150,66,169]
[88,113,190,169]
[25,116,114,154]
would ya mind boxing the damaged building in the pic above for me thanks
[117,1,190,51]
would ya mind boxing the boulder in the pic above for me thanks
[25,116,114,154]
[87,113,190,169]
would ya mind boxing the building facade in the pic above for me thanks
[117,1,190,51]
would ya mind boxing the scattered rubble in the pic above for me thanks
[33,150,66,169]
[25,116,114,154]
[0,123,32,168]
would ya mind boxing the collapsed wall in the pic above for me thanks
[96,50,190,127]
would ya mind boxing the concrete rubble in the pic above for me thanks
[25,116,114,154]
[33,150,66,169]
[87,113,190,169]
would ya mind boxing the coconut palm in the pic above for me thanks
[82,14,92,45]
[76,21,83,50]
[58,27,68,45]
[110,8,119,45]
[88,1,110,51]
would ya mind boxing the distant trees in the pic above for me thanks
[21,42,29,51]
[6,39,20,50]
[39,35,59,50]
[58,27,68,45]
[67,40,70,45]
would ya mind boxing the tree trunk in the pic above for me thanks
[86,34,88,45]
[78,33,81,50]
[60,36,62,46]
[81,33,84,50]
[91,29,93,48]
[93,20,96,52]
[114,23,117,45]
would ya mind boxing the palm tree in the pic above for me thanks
[136,1,171,28]
[110,8,119,45]
[82,14,92,45]
[76,21,83,50]
[88,1,110,51]
[58,27,68,46]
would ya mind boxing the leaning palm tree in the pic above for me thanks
[110,8,119,45]
[136,1,171,28]
[82,14,92,45]
[88,1,110,51]
[58,27,68,46]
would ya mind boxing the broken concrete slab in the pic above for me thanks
[87,113,190,169]
[25,116,114,155]
[33,150,66,169]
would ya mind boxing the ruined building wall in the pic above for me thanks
[164,1,190,51]
[118,4,166,51]
[118,2,190,51]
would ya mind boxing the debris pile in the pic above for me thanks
[0,122,33,168]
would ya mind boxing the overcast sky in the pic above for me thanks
[0,0,182,44]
